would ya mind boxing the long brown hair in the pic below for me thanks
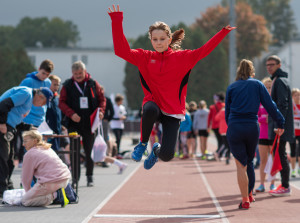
[148,21,185,50]
[235,59,255,81]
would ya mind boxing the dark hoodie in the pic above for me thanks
[268,68,294,142]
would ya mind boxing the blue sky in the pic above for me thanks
[0,0,299,48]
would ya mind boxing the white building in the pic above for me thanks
[26,47,126,98]
[276,40,300,89]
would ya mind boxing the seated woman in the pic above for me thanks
[21,130,71,207]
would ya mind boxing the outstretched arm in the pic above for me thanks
[108,4,144,66]
[186,25,236,68]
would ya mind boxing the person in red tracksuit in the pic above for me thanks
[208,92,225,158]
[108,4,235,170]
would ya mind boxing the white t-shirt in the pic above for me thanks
[110,104,127,129]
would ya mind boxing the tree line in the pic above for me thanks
[0,17,80,94]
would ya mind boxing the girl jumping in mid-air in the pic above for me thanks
[108,4,235,170]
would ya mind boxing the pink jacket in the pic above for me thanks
[258,104,268,139]
[22,147,71,192]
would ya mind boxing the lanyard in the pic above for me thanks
[74,81,87,96]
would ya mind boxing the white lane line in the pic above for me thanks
[193,158,229,223]
[93,214,221,219]
[291,182,300,190]
[81,163,142,223]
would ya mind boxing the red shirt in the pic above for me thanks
[208,102,225,129]
[293,103,300,136]
[109,12,231,115]
[215,108,227,135]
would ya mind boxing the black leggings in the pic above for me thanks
[289,136,300,158]
[213,128,223,153]
[140,101,181,162]
[112,129,123,154]
[274,140,290,188]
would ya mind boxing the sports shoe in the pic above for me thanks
[56,188,69,207]
[118,163,128,174]
[269,185,291,196]
[87,175,94,187]
[255,184,265,192]
[249,194,255,203]
[291,170,296,178]
[144,143,160,170]
[270,184,276,191]
[239,201,250,210]
[131,142,148,162]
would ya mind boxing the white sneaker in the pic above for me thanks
[118,163,128,174]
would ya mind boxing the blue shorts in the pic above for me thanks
[226,122,259,166]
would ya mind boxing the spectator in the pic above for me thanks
[193,100,209,160]
[100,87,114,166]
[266,55,294,197]
[110,94,127,159]
[290,88,300,177]
[179,103,192,159]
[255,77,276,192]
[59,60,106,187]
[46,74,62,152]
[0,86,53,197]
[20,59,53,127]
[226,59,284,209]
[187,101,197,158]
[21,130,71,207]
[18,59,53,166]
[208,92,225,157]
[215,104,230,164]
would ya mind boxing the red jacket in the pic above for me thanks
[208,102,224,129]
[214,108,227,135]
[109,12,231,115]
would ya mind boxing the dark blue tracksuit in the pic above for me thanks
[225,78,285,193]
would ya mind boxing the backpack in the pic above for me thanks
[65,183,79,203]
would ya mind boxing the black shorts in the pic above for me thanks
[258,138,273,146]
[198,130,209,137]
[187,131,196,139]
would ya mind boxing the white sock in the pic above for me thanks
[113,159,123,167]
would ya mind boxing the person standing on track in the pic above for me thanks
[225,59,285,210]
[108,4,235,170]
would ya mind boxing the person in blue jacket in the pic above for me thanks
[18,59,53,165]
[178,105,192,159]
[20,59,53,127]
[225,59,285,210]
[0,86,53,197]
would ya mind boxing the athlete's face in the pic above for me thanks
[151,29,172,53]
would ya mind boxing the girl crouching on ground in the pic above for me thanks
[21,130,71,207]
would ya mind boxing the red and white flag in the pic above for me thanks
[90,108,100,133]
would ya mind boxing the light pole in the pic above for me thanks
[229,0,236,84]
